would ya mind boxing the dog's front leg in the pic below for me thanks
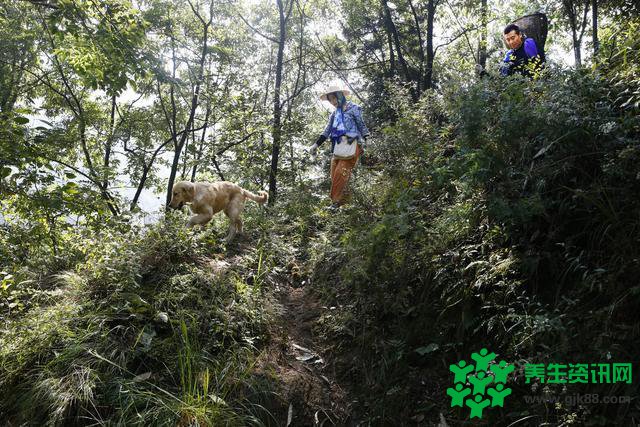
[187,212,213,228]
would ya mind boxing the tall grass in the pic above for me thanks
[0,214,280,426]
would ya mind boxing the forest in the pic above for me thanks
[1,0,639,425]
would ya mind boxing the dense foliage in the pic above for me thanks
[2,0,639,425]
[300,23,640,424]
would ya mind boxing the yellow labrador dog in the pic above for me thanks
[168,180,268,241]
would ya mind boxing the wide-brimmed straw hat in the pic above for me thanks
[319,85,351,101]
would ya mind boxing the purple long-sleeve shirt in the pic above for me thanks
[501,37,543,77]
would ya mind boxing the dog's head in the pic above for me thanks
[168,181,195,209]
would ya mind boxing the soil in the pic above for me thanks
[208,241,353,426]
[257,282,353,426]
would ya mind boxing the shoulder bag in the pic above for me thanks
[333,135,357,160]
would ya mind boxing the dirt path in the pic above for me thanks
[210,236,354,425]
[259,282,352,426]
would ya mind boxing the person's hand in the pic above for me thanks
[308,143,318,156]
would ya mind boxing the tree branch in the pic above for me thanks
[19,0,58,10]
[237,13,279,43]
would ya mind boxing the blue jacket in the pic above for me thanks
[501,37,544,78]
[321,101,370,152]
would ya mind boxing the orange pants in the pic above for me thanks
[330,144,363,205]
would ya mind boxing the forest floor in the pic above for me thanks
[206,230,355,425]
[261,282,352,425]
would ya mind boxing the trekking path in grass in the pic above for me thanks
[208,235,353,425]
[260,279,352,425]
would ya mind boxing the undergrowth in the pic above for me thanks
[302,66,640,425]
[0,210,282,426]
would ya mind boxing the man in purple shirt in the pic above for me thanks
[500,24,545,78]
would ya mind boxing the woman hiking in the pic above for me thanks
[308,85,370,208]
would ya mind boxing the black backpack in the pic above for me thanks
[511,13,548,62]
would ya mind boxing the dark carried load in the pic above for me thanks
[500,12,548,78]
[511,13,548,61]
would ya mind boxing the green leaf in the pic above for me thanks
[62,182,79,195]
[415,343,439,355]
[13,116,29,125]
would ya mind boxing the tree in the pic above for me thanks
[155,0,214,209]
[561,0,591,66]
[592,0,599,56]
[0,2,38,114]
[6,0,150,216]
[478,0,488,70]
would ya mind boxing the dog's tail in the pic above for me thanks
[243,189,269,205]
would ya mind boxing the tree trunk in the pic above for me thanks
[573,31,582,66]
[190,105,211,182]
[267,0,291,205]
[131,164,150,211]
[592,0,598,57]
[165,96,201,207]
[478,0,488,70]
[180,129,194,181]
[425,0,435,89]
[43,19,120,215]
[382,0,411,87]
[386,26,396,77]
[129,132,181,211]
[408,0,425,96]
[103,94,116,189]
[165,6,211,208]
[563,0,589,67]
